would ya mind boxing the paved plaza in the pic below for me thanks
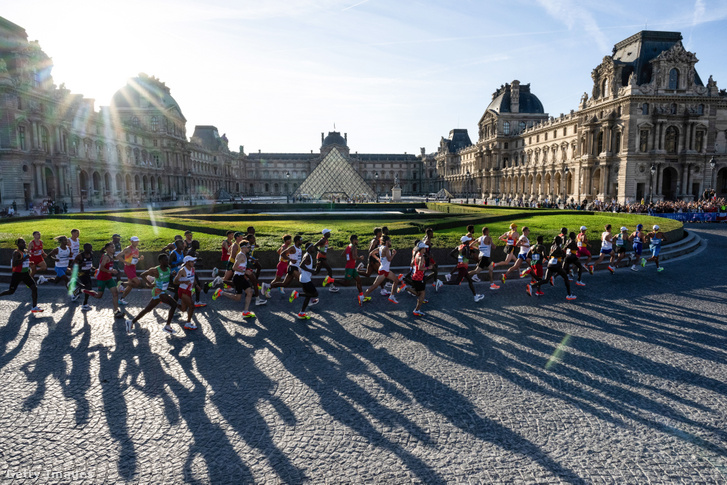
[0,225,726,483]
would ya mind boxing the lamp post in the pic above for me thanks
[286,171,290,203]
[649,163,656,204]
[375,172,379,202]
[187,171,192,206]
[709,156,716,191]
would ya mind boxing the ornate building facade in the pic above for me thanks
[436,31,727,203]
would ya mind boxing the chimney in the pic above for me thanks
[321,133,324,144]
[344,133,347,143]
[420,147,426,156]
[511,80,520,114]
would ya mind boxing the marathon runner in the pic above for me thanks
[642,225,667,272]
[313,229,338,292]
[292,243,320,320]
[360,235,401,305]
[213,241,256,319]
[124,253,178,335]
[28,231,48,282]
[117,236,147,305]
[0,238,43,313]
[82,242,124,319]
[629,224,645,272]
[468,227,499,290]
[173,255,201,329]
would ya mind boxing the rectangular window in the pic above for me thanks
[639,130,649,152]
[695,131,704,152]
[544,132,548,141]
[18,126,26,150]
[563,127,567,136]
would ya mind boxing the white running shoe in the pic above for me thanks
[118,298,129,306]
[278,287,285,295]
[255,298,268,306]
[309,298,319,306]
[388,295,399,304]
[474,294,485,302]
[81,304,92,311]
[630,266,638,272]
[37,276,47,285]
[435,279,443,291]
[471,275,481,282]
[71,291,81,302]
[184,322,197,330]
[380,289,391,296]
[163,325,176,335]
[125,319,133,333]
[212,267,219,277]
[117,283,125,293]
[356,262,365,272]
[329,286,339,293]
[445,274,451,282]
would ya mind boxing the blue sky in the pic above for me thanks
[6,0,727,154]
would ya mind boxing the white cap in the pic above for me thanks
[322,228,331,235]
[653,224,659,230]
[182,255,196,263]
[130,236,140,242]
[620,226,628,232]
[417,242,428,249]
[460,235,471,243]
[580,226,587,231]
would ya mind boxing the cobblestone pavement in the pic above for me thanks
[0,225,726,484]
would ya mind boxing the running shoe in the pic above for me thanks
[520,268,531,278]
[657,267,664,272]
[549,277,554,287]
[322,276,334,287]
[640,257,646,267]
[31,306,44,313]
[37,276,47,285]
[114,310,125,319]
[526,284,532,297]
[575,281,586,287]
[81,304,92,311]
[422,299,429,304]
[501,274,507,284]
[607,266,615,274]
[194,303,207,308]
[490,283,500,290]
[117,283,125,293]
[309,298,319,306]
[242,311,256,319]
[213,276,223,287]
[565,294,577,301]
[356,262,365,272]
[397,273,405,282]
[297,312,311,320]
[588,265,594,275]
[412,310,425,317]
[388,295,399,304]
[212,288,223,301]
[163,325,176,335]
[125,319,133,333]
[118,298,129,306]
[630,266,638,272]
[474,294,485,303]
[278,287,285,295]
[212,267,219,277]
[435,279,443,291]
[471,275,481,282]
[329,286,339,293]
[289,290,299,303]
[71,291,81,302]
[363,296,372,303]
[380,289,391,296]
[445,274,452,282]
[358,294,364,306]
[535,290,545,296]
[262,282,271,298]
[255,298,268,306]
[397,284,407,294]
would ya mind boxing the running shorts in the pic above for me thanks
[505,245,515,255]
[55,266,67,278]
[124,265,137,280]
[477,257,491,269]
[600,248,612,255]
[633,243,643,255]
[77,273,92,289]
[576,248,591,258]
[276,261,288,277]
[287,265,300,276]
[29,255,44,265]
[651,245,661,257]
[456,266,468,281]
[517,253,528,261]
[377,269,390,278]
[178,287,193,299]
[226,261,234,271]
[411,279,426,292]
[531,264,543,279]
[97,279,117,291]
[8,272,36,292]
[233,274,250,294]
[301,281,316,295]
[345,268,359,280]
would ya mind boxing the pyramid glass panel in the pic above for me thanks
[293,147,374,200]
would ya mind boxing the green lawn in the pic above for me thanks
[0,205,683,253]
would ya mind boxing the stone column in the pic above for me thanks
[601,165,610,196]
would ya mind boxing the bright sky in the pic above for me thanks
[6,0,727,154]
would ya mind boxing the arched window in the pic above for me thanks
[614,132,622,153]
[151,116,158,132]
[503,121,510,135]
[665,126,678,154]
[132,116,139,127]
[642,103,649,115]
[668,68,679,90]
[596,132,604,154]
[602,78,609,97]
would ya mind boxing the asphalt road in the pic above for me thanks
[0,224,725,483]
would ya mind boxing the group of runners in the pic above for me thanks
[0,221,669,334]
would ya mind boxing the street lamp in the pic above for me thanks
[649,163,656,203]
[709,156,716,191]
[375,172,379,202]
[286,171,290,203]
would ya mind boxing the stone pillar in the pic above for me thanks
[58,166,65,196]
[602,165,610,197]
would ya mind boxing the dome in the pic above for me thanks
[110,74,184,119]
[486,82,544,114]
[321,131,347,147]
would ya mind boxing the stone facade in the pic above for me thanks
[436,31,727,203]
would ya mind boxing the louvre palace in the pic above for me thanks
[1,14,725,209]
[436,30,727,204]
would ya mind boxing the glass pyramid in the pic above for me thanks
[293,147,375,200]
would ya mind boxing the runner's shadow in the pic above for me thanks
[0,304,38,372]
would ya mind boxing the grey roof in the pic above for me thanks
[612,31,703,86]
[191,126,225,151]
[355,154,418,161]
[110,74,185,119]
[441,129,472,152]
[247,153,318,161]
[486,83,544,114]
[322,131,347,147]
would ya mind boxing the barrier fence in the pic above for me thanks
[651,211,727,222]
